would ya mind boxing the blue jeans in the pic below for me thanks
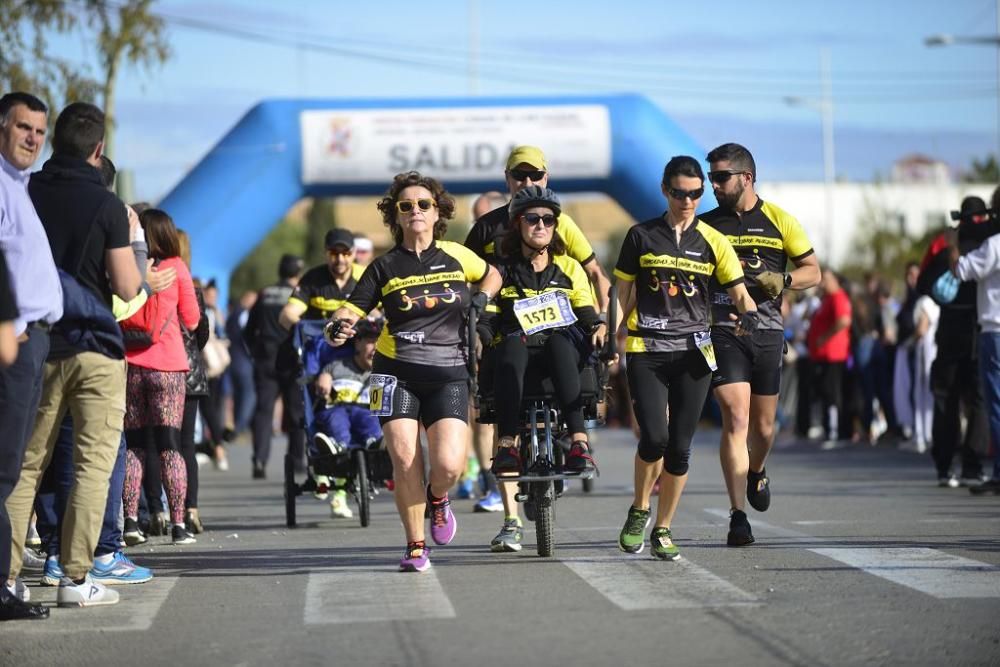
[0,327,49,579]
[313,404,382,453]
[35,414,127,559]
[979,331,1000,478]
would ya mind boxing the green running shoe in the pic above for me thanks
[650,527,680,561]
[618,506,651,554]
[490,517,524,552]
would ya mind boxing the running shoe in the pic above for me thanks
[491,442,522,475]
[21,547,45,573]
[969,479,1000,496]
[41,558,65,586]
[313,473,331,500]
[564,440,596,473]
[330,491,354,519]
[89,551,154,585]
[618,506,651,554]
[57,575,119,607]
[490,517,524,553]
[938,475,960,489]
[399,542,431,573]
[123,517,147,547]
[650,527,680,561]
[727,509,755,546]
[6,577,30,601]
[428,488,457,545]
[746,468,771,512]
[171,524,197,545]
[474,490,504,513]
[314,432,343,457]
[456,477,476,499]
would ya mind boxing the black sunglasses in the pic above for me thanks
[521,212,557,227]
[667,187,704,201]
[508,168,547,182]
[708,170,747,185]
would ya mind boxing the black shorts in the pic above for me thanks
[373,354,470,427]
[710,327,784,396]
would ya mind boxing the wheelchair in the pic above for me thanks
[283,319,393,529]
[471,288,617,557]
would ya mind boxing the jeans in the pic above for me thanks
[979,331,1000,478]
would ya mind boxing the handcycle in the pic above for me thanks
[283,319,393,528]
[471,288,617,556]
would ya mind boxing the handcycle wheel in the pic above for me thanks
[534,481,555,557]
[284,453,297,528]
[582,477,594,493]
[353,449,370,528]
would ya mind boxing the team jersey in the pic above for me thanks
[344,240,488,367]
[320,356,372,408]
[288,264,358,320]
[487,253,598,337]
[702,198,814,331]
[465,204,596,266]
[614,215,744,353]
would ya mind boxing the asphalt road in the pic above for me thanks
[3,427,999,666]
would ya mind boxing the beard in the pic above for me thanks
[716,181,744,210]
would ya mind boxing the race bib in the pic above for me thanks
[693,331,718,372]
[368,374,397,417]
[513,291,577,335]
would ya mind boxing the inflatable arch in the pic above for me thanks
[159,93,708,302]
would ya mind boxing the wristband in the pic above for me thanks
[783,273,793,289]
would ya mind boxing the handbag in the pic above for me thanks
[203,333,231,378]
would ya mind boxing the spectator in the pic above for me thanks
[0,91,61,621]
[352,234,374,267]
[201,278,230,470]
[7,101,140,608]
[807,270,852,443]
[225,290,257,438]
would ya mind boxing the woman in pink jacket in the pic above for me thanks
[122,209,201,545]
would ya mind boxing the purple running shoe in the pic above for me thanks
[399,543,431,572]
[428,490,457,546]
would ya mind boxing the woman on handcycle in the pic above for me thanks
[325,171,500,572]
[484,185,607,477]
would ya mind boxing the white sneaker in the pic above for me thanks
[21,547,46,573]
[6,577,30,601]
[314,433,343,457]
[57,575,120,607]
[330,491,354,519]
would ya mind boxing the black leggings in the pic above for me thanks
[495,332,585,439]
[626,350,711,475]
[181,396,201,509]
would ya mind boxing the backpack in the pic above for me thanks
[120,290,173,351]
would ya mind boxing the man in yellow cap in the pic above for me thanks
[464,145,611,551]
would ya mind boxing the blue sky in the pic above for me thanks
[46,0,1000,200]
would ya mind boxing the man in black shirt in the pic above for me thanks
[245,254,303,478]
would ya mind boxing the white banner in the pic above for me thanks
[300,105,611,185]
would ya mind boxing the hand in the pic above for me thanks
[315,373,332,398]
[731,310,760,336]
[324,318,356,347]
[470,291,488,316]
[147,262,176,293]
[756,271,785,299]
[591,322,607,351]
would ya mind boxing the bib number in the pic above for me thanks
[694,331,718,372]
[368,374,398,417]
[513,291,577,336]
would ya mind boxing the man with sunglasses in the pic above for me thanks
[702,143,820,547]
[464,146,611,544]
[274,228,362,512]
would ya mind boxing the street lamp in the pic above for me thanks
[784,47,835,263]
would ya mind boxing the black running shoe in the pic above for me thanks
[969,479,1000,496]
[491,444,522,475]
[746,468,770,512]
[727,509,755,547]
[564,441,596,474]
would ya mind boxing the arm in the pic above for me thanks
[175,262,201,330]
[955,235,1000,282]
[0,321,16,367]
[112,290,148,321]
[787,252,821,290]
[279,300,308,331]
[582,258,612,313]
[106,246,142,300]
[614,278,635,333]
[476,263,502,299]
[725,282,761,336]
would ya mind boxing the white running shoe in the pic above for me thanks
[57,575,120,607]
[330,491,354,519]
[314,433,343,457]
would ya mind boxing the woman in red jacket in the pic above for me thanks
[122,210,201,545]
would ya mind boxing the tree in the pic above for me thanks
[963,154,999,183]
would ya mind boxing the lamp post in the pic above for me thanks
[785,47,835,263]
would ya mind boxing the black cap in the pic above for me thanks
[278,253,304,279]
[960,196,988,220]
[508,185,562,221]
[324,228,355,250]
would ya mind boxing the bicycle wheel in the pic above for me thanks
[582,476,594,493]
[284,453,297,528]
[353,449,370,527]
[534,481,555,557]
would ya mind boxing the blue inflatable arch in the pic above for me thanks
[159,94,707,303]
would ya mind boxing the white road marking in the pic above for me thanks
[12,576,179,633]
[704,509,1000,599]
[562,554,759,610]
[304,567,456,625]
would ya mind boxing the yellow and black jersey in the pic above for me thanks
[702,199,814,331]
[344,240,488,367]
[288,265,358,320]
[486,253,598,337]
[465,204,596,266]
[613,215,744,353]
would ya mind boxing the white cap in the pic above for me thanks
[353,237,374,252]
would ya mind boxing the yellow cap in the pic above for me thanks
[505,145,548,171]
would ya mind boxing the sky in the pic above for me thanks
[42,0,1000,201]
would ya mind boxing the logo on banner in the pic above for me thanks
[327,118,352,157]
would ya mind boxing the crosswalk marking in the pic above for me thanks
[12,576,178,633]
[304,567,456,625]
[704,509,1000,599]
[562,555,759,610]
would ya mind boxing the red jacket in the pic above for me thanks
[808,287,852,363]
[126,257,200,372]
